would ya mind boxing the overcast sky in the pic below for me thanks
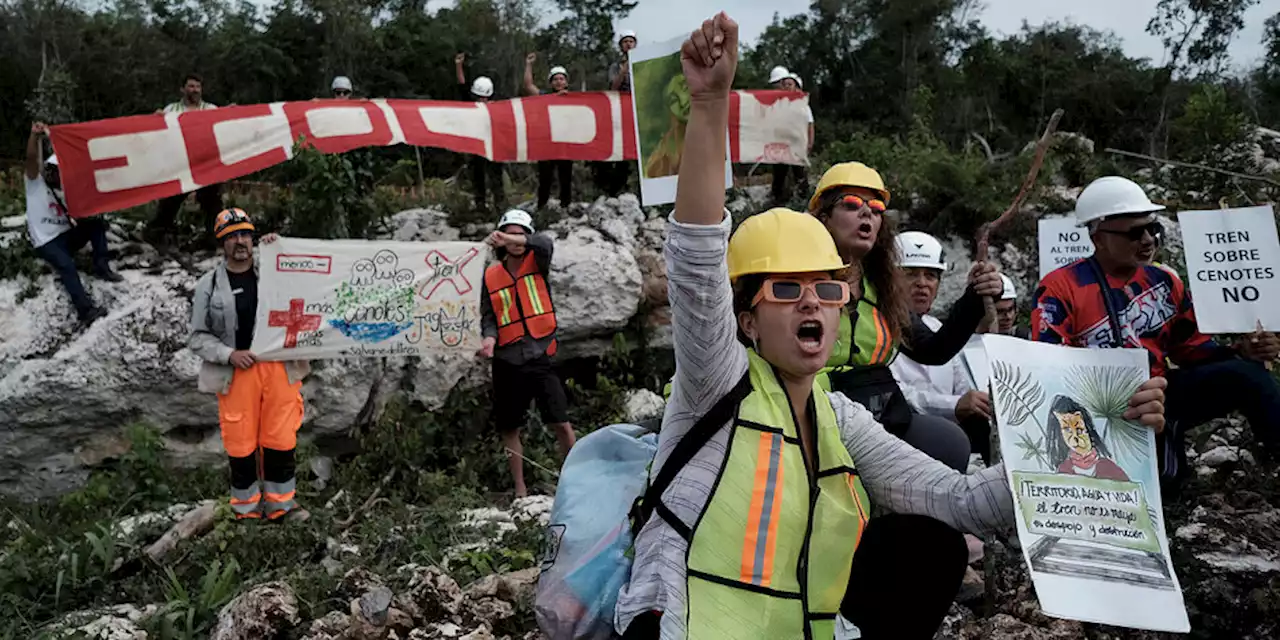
[609,0,1272,69]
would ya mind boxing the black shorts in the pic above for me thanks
[491,355,569,432]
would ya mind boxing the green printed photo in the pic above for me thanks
[631,52,690,179]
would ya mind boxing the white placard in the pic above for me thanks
[1177,205,1280,334]
[985,335,1188,632]
[628,35,733,206]
[252,237,485,360]
[1038,217,1095,280]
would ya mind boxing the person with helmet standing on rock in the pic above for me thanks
[456,53,506,213]
[523,53,575,210]
[477,209,576,498]
[808,162,1001,472]
[24,122,122,327]
[1033,176,1280,494]
[598,29,639,197]
[189,208,311,521]
[330,76,354,99]
[616,16,1169,638]
[766,65,813,206]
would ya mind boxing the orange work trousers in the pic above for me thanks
[217,361,303,520]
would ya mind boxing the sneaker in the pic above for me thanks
[94,268,124,283]
[283,508,311,524]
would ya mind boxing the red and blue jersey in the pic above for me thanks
[1031,259,1232,377]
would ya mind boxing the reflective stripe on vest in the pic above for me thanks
[685,350,870,639]
[484,253,557,347]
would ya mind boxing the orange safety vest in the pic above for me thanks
[484,252,558,355]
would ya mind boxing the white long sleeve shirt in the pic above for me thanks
[890,314,973,421]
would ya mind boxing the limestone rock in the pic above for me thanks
[1199,446,1240,467]
[623,388,665,422]
[983,614,1083,639]
[45,604,158,640]
[300,611,350,640]
[546,228,642,341]
[391,209,461,243]
[397,564,464,622]
[463,567,540,603]
[211,581,300,640]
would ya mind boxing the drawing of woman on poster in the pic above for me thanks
[1046,394,1130,481]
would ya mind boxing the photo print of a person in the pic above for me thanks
[1047,395,1130,482]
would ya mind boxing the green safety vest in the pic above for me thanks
[818,278,898,392]
[684,349,870,639]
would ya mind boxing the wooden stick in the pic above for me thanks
[1103,148,1280,189]
[975,109,1065,262]
[144,501,217,564]
[336,470,396,530]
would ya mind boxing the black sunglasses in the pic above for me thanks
[333,90,351,96]
[1098,220,1162,242]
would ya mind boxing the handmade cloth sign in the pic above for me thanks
[1177,204,1280,334]
[1038,216,1095,280]
[48,91,808,217]
[983,335,1188,632]
[251,237,485,360]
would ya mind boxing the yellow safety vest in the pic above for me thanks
[684,350,870,639]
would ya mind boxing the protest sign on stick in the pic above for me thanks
[627,35,733,206]
[984,335,1188,632]
[251,237,486,360]
[1177,205,1280,334]
[1038,216,1096,280]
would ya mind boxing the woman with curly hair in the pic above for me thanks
[808,165,1001,471]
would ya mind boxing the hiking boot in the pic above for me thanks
[79,306,108,327]
[94,268,124,283]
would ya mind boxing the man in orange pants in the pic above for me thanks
[189,208,312,521]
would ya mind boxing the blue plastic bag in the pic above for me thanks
[535,423,658,640]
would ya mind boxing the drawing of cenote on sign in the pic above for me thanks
[982,335,1189,632]
[328,250,416,343]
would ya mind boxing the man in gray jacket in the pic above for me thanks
[189,208,311,521]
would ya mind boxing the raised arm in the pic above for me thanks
[455,53,466,85]
[25,122,47,180]
[610,59,628,90]
[522,52,540,97]
[674,12,737,226]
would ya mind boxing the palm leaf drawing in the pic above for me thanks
[1063,365,1149,463]
[990,360,1046,430]
[1014,431,1051,469]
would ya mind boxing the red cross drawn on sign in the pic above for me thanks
[419,247,480,301]
[268,298,322,348]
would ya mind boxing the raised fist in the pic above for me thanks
[455,53,465,64]
[526,52,537,64]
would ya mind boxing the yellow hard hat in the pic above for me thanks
[808,162,891,212]
[727,208,847,281]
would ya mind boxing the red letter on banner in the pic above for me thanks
[619,92,637,161]
[728,91,742,164]
[180,105,289,188]
[389,99,490,158]
[523,93,612,161]
[51,116,183,218]
[281,100,394,154]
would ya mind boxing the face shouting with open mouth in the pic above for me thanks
[738,271,847,376]
[824,187,884,260]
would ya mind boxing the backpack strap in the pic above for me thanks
[1086,256,1126,348]
[630,370,753,541]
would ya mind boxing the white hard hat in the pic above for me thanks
[1073,176,1165,227]
[618,29,636,44]
[547,66,569,82]
[497,209,534,234]
[999,274,1016,301]
[471,76,494,98]
[769,66,790,85]
[331,76,353,91]
[45,154,58,166]
[896,231,947,271]
[788,72,803,89]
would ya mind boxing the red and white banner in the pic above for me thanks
[49,90,809,217]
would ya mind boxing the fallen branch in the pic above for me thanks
[1103,148,1280,189]
[145,501,217,564]
[336,470,396,530]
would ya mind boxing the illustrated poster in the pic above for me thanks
[251,237,485,360]
[984,335,1189,632]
